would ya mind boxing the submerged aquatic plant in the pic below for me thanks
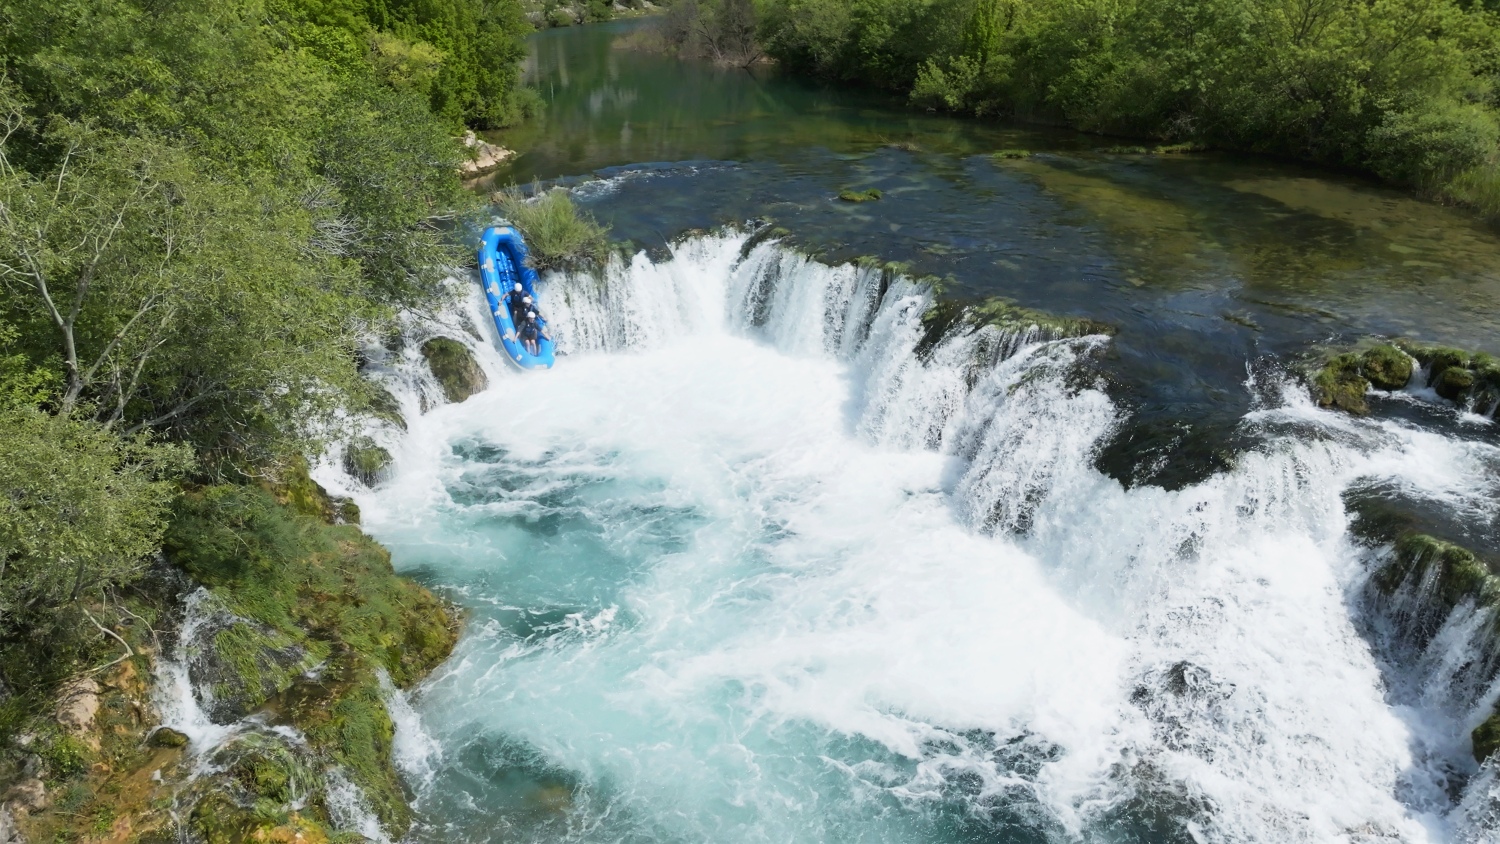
[495,182,611,271]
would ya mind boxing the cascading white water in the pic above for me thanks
[151,588,238,752]
[336,230,1500,843]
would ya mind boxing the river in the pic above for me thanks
[332,19,1500,844]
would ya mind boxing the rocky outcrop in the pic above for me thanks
[53,678,99,739]
[421,337,488,403]
[343,437,393,486]
[189,610,316,723]
[368,383,407,431]
[5,481,462,844]
[459,130,513,178]
[1395,340,1500,411]
[919,294,1115,357]
[1308,343,1413,414]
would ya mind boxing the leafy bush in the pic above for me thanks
[760,0,1500,219]
[0,402,187,646]
[586,0,616,22]
[495,184,612,270]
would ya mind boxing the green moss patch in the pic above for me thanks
[1360,345,1414,391]
[992,149,1032,160]
[838,188,883,202]
[1395,341,1500,410]
[420,337,488,404]
[1312,353,1371,414]
[1373,533,1499,610]
[1474,711,1500,764]
[343,438,393,487]
[366,385,407,432]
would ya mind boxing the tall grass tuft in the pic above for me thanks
[495,182,611,271]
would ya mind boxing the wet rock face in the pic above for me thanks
[343,438,393,487]
[1473,714,1500,764]
[1435,366,1476,401]
[186,608,314,723]
[421,337,488,404]
[147,727,189,749]
[1311,353,1368,413]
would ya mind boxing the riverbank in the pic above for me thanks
[0,463,460,844]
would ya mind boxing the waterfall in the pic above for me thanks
[333,228,1500,843]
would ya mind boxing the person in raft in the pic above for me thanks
[504,283,528,326]
[519,311,550,356]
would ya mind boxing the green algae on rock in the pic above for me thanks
[1395,341,1500,411]
[919,296,1115,357]
[421,337,489,404]
[1307,343,1414,414]
[1359,345,1414,392]
[1373,534,1499,611]
[1474,715,1500,766]
[344,437,394,487]
[367,383,408,431]
[838,188,882,202]
[1312,353,1371,414]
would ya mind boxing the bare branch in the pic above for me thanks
[81,606,135,675]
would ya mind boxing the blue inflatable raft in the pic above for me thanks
[478,226,555,370]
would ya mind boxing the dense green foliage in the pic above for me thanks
[759,0,1500,216]
[0,0,525,726]
[274,0,537,128]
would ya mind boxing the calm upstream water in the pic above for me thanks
[336,19,1500,844]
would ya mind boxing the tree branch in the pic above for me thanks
[81,606,135,675]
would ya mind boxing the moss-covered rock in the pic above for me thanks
[1373,533,1500,610]
[367,384,407,431]
[1360,345,1413,391]
[1311,353,1370,414]
[919,296,1114,358]
[1474,710,1500,764]
[265,456,338,524]
[343,438,393,487]
[191,614,319,723]
[838,188,882,202]
[420,337,488,404]
[146,727,188,749]
[992,149,1032,160]
[1435,365,1476,401]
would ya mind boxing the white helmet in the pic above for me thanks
[527,311,537,320]
[513,282,523,292]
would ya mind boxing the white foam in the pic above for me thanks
[379,668,443,793]
[346,231,1500,843]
